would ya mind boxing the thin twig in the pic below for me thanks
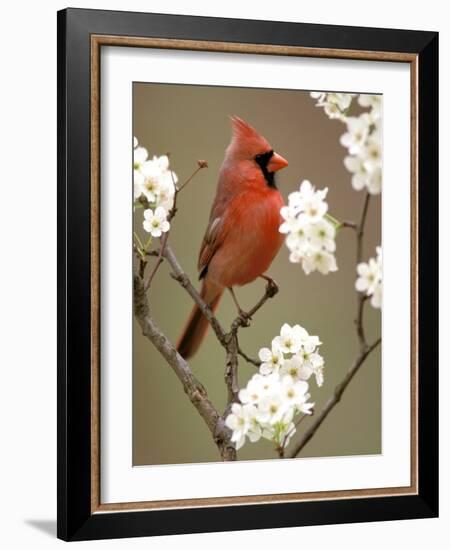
[356,192,371,351]
[170,160,208,220]
[144,232,168,290]
[340,221,357,230]
[224,278,279,404]
[356,294,369,349]
[133,243,145,261]
[237,344,261,367]
[279,411,311,456]
[246,277,279,319]
[178,161,208,193]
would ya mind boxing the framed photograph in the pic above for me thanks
[57,8,438,541]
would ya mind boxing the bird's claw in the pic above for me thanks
[238,310,252,327]
[265,278,279,298]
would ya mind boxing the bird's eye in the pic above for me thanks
[254,150,274,164]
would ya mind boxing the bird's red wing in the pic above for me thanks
[197,216,225,279]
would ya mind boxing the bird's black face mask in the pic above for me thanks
[254,149,276,188]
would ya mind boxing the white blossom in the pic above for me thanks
[302,249,338,275]
[239,374,267,405]
[355,246,382,309]
[310,94,383,195]
[280,343,325,388]
[133,145,148,170]
[133,141,148,199]
[361,130,382,174]
[155,178,177,211]
[225,324,324,452]
[280,180,338,275]
[142,206,170,237]
[138,155,177,207]
[133,137,178,214]
[288,180,329,222]
[344,155,368,191]
[358,94,382,121]
[340,103,382,195]
[356,259,379,295]
[306,220,336,252]
[310,91,326,102]
[258,341,284,375]
[279,205,301,235]
[281,376,315,414]
[273,323,308,355]
[285,223,310,254]
[310,92,356,120]
[367,166,382,195]
[302,332,322,353]
[225,403,253,450]
[340,114,371,155]
[257,390,289,425]
[297,349,325,387]
[371,284,382,309]
[280,354,311,383]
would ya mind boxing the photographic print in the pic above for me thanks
[132,83,382,465]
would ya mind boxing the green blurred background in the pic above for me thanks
[133,83,381,465]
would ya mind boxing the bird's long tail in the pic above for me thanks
[176,280,223,360]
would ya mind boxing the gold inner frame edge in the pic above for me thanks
[90,35,419,514]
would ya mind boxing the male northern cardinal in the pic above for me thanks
[177,116,288,359]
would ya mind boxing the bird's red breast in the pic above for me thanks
[205,185,284,288]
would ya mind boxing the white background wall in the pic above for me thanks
[0,1,446,548]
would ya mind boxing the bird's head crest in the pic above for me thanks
[228,115,272,158]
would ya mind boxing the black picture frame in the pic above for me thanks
[57,7,438,541]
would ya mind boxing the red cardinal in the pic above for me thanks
[177,116,288,359]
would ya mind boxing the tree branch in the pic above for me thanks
[224,330,240,403]
[285,337,381,458]
[162,244,227,344]
[285,190,380,458]
[223,278,279,402]
[163,243,277,408]
[133,274,235,460]
[357,192,371,265]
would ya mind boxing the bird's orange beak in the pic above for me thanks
[267,152,289,172]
